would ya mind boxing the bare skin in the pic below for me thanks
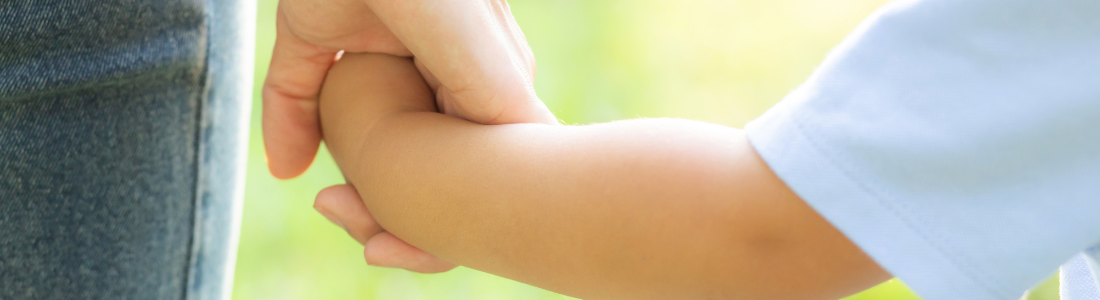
[264,0,554,180]
[318,53,890,299]
[266,0,557,270]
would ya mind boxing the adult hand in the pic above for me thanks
[263,0,558,179]
[264,0,557,273]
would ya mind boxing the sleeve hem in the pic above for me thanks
[745,107,1011,300]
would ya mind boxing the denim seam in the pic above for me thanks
[0,63,194,105]
[182,3,212,299]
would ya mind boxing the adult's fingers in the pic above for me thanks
[262,8,338,179]
[364,0,557,125]
[365,232,458,273]
[277,0,409,55]
[314,184,384,245]
[414,58,460,117]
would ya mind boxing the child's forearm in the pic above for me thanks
[335,116,885,299]
[318,53,886,299]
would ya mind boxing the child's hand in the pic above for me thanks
[317,53,436,161]
[314,184,456,273]
[314,52,455,272]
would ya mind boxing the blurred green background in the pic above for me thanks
[232,0,1060,299]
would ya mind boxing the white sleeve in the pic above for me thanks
[744,0,1100,299]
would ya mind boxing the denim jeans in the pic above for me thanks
[0,0,254,299]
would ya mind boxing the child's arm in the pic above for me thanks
[320,53,889,299]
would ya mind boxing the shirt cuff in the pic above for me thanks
[744,103,1008,300]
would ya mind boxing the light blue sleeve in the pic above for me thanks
[743,0,1100,299]
[1061,251,1100,300]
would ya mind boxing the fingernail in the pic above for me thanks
[315,207,346,230]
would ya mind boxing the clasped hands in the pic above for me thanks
[262,0,555,273]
